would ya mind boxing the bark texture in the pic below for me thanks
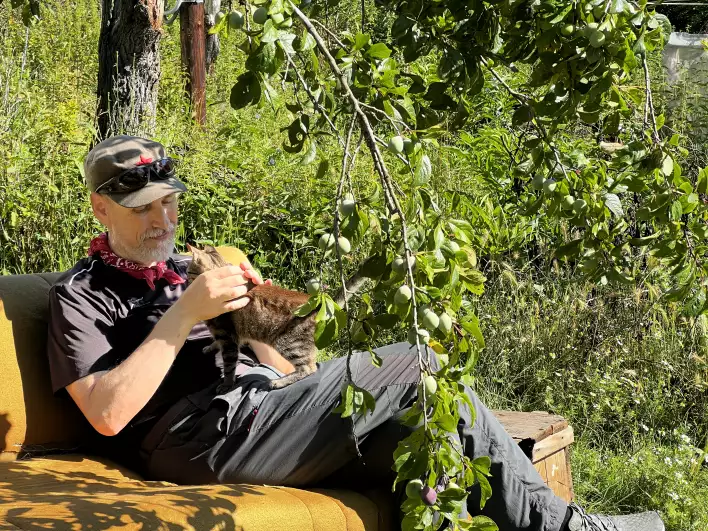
[97,0,163,139]
[205,0,221,74]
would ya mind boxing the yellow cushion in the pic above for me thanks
[0,274,92,459]
[0,455,388,530]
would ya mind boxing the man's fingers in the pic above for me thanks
[224,297,250,312]
[225,286,249,301]
[210,265,246,279]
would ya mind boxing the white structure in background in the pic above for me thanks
[663,32,708,85]
[662,32,708,139]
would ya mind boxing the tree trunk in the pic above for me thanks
[205,0,221,74]
[179,3,207,125]
[97,0,163,139]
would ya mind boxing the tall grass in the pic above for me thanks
[2,2,708,530]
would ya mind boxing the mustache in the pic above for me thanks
[141,225,176,242]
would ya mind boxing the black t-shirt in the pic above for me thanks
[46,253,256,469]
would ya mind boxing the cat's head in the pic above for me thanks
[186,244,231,283]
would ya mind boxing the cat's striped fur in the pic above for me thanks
[186,245,317,392]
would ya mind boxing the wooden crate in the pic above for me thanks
[494,410,575,503]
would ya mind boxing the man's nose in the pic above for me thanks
[150,203,171,229]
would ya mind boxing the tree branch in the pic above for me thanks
[290,1,431,390]
[642,55,660,144]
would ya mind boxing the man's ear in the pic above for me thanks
[90,193,110,227]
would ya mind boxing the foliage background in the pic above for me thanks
[1,1,708,529]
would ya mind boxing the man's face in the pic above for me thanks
[91,193,180,265]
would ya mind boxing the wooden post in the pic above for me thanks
[179,1,207,125]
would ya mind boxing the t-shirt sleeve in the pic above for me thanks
[47,283,118,393]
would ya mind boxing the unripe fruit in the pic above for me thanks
[339,199,356,216]
[216,11,226,24]
[531,174,544,191]
[563,195,575,210]
[394,285,412,305]
[388,136,404,154]
[337,236,351,254]
[423,374,438,396]
[403,138,416,155]
[392,255,416,275]
[421,485,437,506]
[543,179,557,194]
[561,24,574,36]
[318,233,335,251]
[271,12,285,24]
[589,30,606,48]
[252,6,268,24]
[573,199,588,215]
[306,279,320,295]
[405,479,424,498]
[407,327,430,345]
[422,309,440,330]
[228,10,244,29]
[438,313,453,334]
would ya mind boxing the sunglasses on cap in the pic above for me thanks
[94,158,177,195]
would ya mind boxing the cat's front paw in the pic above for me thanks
[203,342,222,356]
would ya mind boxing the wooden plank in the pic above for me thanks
[541,449,574,503]
[493,410,568,442]
[532,427,574,463]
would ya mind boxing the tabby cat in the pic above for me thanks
[186,245,317,392]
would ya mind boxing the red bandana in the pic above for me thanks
[88,233,185,290]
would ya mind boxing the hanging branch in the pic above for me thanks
[642,55,661,144]
[334,115,361,456]
[289,0,432,418]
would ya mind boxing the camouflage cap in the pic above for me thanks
[84,135,187,208]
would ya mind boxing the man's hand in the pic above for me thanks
[237,261,273,287]
[177,266,253,325]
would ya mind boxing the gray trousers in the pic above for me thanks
[143,343,567,531]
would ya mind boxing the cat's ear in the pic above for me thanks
[186,243,197,253]
[204,244,217,254]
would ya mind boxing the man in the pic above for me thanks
[47,136,664,531]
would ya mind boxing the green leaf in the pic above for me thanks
[461,314,485,348]
[413,155,432,186]
[470,515,498,531]
[314,317,338,348]
[368,348,383,368]
[299,140,317,165]
[293,296,318,316]
[353,33,370,51]
[670,200,683,221]
[629,233,661,246]
[333,383,355,417]
[555,238,583,259]
[435,414,457,432]
[697,167,708,195]
[294,31,316,52]
[366,43,391,59]
[662,154,674,177]
[230,72,262,109]
[604,193,624,218]
[374,313,400,329]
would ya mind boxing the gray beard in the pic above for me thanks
[108,229,176,265]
